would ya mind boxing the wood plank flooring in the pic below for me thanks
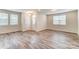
[0,29,79,49]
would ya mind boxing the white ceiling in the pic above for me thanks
[7,9,76,14]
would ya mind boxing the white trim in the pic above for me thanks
[47,9,76,14]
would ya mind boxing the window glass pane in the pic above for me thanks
[10,14,18,25]
[53,14,66,25]
[53,16,59,21]
[60,20,66,25]
[0,13,8,25]
[53,20,59,25]
[59,15,66,21]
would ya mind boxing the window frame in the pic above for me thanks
[53,14,66,25]
[9,14,19,25]
[0,13,9,26]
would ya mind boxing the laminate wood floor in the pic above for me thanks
[0,29,79,49]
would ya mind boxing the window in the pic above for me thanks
[32,15,36,25]
[0,13,8,25]
[10,14,18,25]
[53,14,66,25]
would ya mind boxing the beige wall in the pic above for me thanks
[0,10,21,34]
[21,13,47,31]
[0,10,47,34]
[0,10,78,34]
[0,26,20,34]
[78,10,79,35]
[21,12,32,31]
[35,14,47,31]
[47,10,78,33]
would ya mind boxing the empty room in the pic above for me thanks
[0,9,79,49]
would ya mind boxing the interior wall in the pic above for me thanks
[0,9,77,34]
[0,9,21,34]
[78,10,79,35]
[21,12,47,31]
[47,10,78,33]
[35,14,47,31]
[21,12,32,31]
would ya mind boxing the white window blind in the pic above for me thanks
[53,14,66,25]
[10,14,18,25]
[0,13,8,25]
